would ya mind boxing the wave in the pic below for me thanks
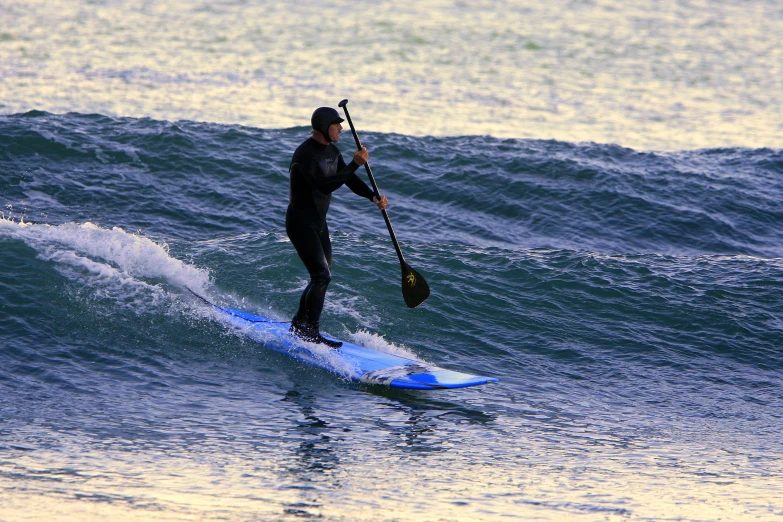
[2,111,782,377]
[0,218,422,369]
[2,111,782,258]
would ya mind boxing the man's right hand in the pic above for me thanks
[353,146,369,166]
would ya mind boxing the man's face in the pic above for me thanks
[328,123,343,143]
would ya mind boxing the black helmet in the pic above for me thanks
[311,107,344,142]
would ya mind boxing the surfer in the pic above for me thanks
[287,106,388,348]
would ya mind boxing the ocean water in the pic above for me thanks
[2,0,783,151]
[2,2,783,522]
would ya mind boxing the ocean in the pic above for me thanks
[1,1,782,521]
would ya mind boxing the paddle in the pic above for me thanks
[338,99,430,308]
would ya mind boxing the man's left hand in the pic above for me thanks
[373,195,388,210]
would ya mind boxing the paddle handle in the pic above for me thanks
[339,99,406,266]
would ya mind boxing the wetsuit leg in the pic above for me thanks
[286,210,332,327]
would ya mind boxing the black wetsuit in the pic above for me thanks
[286,137,375,329]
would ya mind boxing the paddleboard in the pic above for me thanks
[214,305,498,390]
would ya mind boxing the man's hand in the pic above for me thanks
[353,146,369,166]
[373,195,388,210]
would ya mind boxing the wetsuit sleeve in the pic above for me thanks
[331,152,375,200]
[333,154,362,185]
[307,151,360,191]
[345,171,376,201]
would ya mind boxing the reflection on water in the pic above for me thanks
[1,378,781,521]
[278,388,341,519]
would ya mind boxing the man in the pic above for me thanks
[286,106,388,348]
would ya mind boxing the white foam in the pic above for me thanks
[297,339,361,379]
[324,293,382,329]
[0,218,212,318]
[222,316,361,379]
[0,219,211,296]
[349,329,422,362]
[1,217,417,369]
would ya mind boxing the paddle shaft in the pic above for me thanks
[337,99,430,308]
[339,103,406,266]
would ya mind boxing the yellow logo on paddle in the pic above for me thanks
[406,273,417,287]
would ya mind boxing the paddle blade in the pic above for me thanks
[401,262,430,308]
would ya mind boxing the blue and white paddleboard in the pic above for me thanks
[215,306,498,390]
